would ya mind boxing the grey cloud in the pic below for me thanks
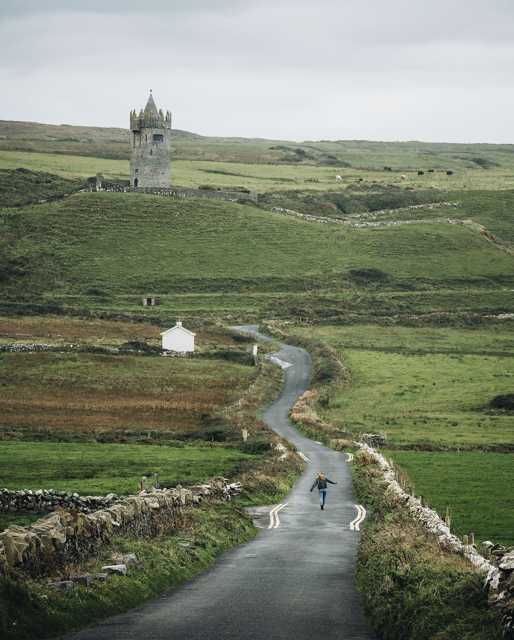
[1,0,514,142]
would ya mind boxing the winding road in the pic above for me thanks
[65,327,374,640]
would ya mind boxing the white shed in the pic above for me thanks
[161,321,195,353]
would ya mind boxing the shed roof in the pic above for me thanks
[160,323,196,337]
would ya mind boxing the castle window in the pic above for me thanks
[153,134,164,143]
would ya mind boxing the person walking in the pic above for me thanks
[310,472,337,510]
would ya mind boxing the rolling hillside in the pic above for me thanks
[1,190,513,321]
[3,119,514,171]
[0,121,513,638]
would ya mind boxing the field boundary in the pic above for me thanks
[93,182,258,204]
[355,444,497,577]
[265,201,514,255]
[0,479,240,579]
[266,201,460,227]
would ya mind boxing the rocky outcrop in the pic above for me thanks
[0,488,120,514]
[47,553,141,591]
[0,479,240,578]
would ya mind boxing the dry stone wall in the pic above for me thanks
[97,183,258,204]
[0,488,120,515]
[0,343,118,354]
[357,443,514,638]
[268,202,461,228]
[0,479,240,579]
[357,443,498,576]
[489,550,514,637]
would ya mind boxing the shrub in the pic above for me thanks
[489,394,514,411]
[348,267,392,286]
[119,341,161,355]
[205,349,253,366]
[240,439,270,454]
[470,157,499,170]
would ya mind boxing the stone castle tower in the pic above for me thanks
[129,91,172,188]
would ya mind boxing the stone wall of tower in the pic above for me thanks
[130,126,171,188]
[129,94,172,188]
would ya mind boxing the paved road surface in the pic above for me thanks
[64,327,374,640]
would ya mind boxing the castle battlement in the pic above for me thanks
[129,108,172,132]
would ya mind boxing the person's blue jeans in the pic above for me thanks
[319,489,327,507]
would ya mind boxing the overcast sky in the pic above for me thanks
[1,0,514,142]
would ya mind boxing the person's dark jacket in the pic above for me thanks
[310,477,337,491]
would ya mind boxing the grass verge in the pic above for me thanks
[0,503,255,640]
[353,456,504,640]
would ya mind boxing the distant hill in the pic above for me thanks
[0,120,200,160]
[2,119,514,169]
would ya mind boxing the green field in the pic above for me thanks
[292,323,514,543]
[301,323,514,357]
[3,119,514,176]
[1,146,513,326]
[344,188,514,243]
[1,191,512,324]
[0,441,255,495]
[294,324,514,448]
[1,120,514,558]
[384,450,514,545]
[2,149,514,193]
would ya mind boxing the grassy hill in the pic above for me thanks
[0,167,82,207]
[3,119,514,172]
[1,191,513,321]
[0,120,199,160]
[0,123,512,636]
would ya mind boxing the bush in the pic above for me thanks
[205,349,253,366]
[240,439,270,454]
[490,394,514,411]
[231,333,254,344]
[348,267,392,286]
[119,341,161,355]
[85,287,108,297]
